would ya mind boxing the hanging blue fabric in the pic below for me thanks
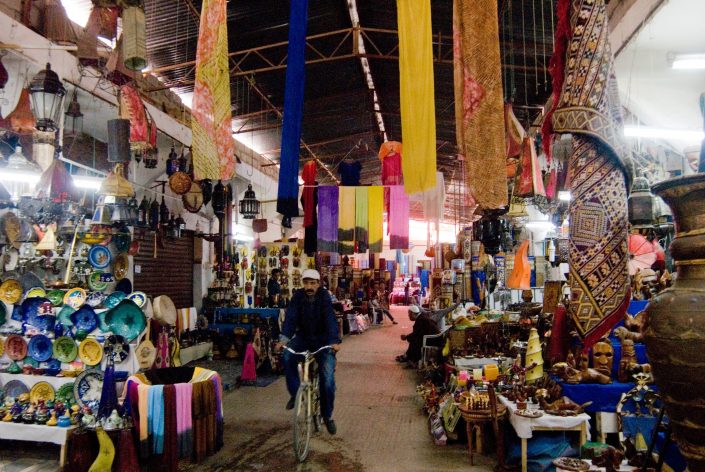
[276,0,309,217]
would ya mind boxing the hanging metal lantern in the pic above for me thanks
[28,63,66,132]
[239,184,260,219]
[107,119,131,163]
[121,6,147,71]
[137,195,149,226]
[143,148,158,169]
[149,198,159,230]
[159,195,169,226]
[64,90,83,136]
[212,180,227,217]
[200,178,213,205]
[175,213,186,238]
[628,176,655,228]
[91,163,137,225]
[178,147,189,175]
[166,146,179,176]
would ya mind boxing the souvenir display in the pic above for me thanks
[46,289,66,307]
[88,245,112,269]
[25,287,47,299]
[78,338,103,366]
[153,295,177,326]
[183,181,204,213]
[115,278,132,295]
[20,272,44,292]
[63,288,87,309]
[74,369,104,412]
[5,334,27,360]
[57,305,76,327]
[29,381,55,404]
[27,334,53,362]
[53,336,78,363]
[0,302,5,326]
[86,291,107,308]
[55,382,76,405]
[105,300,146,342]
[112,233,131,253]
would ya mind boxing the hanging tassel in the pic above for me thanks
[98,359,118,419]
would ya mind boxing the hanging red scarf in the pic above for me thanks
[301,161,317,227]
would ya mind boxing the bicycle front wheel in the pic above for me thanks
[293,383,312,462]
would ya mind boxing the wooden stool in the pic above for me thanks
[458,386,507,467]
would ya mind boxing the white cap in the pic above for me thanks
[409,305,421,314]
[301,269,321,280]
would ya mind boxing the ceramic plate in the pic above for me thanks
[63,287,87,309]
[0,278,23,304]
[74,369,104,411]
[88,271,108,291]
[28,334,53,362]
[5,334,27,360]
[57,305,76,327]
[21,297,55,332]
[4,379,29,399]
[106,299,146,342]
[20,272,44,292]
[112,233,131,253]
[103,291,126,309]
[126,291,147,308]
[46,289,66,307]
[53,336,78,363]
[78,338,103,366]
[56,382,76,405]
[113,253,129,281]
[128,240,140,256]
[88,245,112,269]
[115,278,132,295]
[85,291,106,308]
[104,335,130,363]
[25,287,47,299]
[22,356,38,368]
[29,381,55,403]
[70,305,98,333]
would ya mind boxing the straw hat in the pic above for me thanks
[153,295,177,326]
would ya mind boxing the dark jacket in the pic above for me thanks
[267,278,281,307]
[280,288,341,349]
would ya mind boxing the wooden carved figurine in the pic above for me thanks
[617,338,652,383]
[614,310,649,343]
[591,338,614,377]
[552,350,612,384]
[592,446,625,472]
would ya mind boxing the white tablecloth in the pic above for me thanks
[499,395,591,440]
[179,342,212,365]
[0,422,75,445]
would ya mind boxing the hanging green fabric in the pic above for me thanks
[397,0,437,195]
[355,187,369,253]
[368,186,384,253]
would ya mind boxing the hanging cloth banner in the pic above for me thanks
[338,186,356,255]
[317,186,339,253]
[422,172,445,223]
[397,0,437,195]
[277,0,309,217]
[191,0,235,181]
[301,160,317,227]
[355,186,369,253]
[389,185,410,250]
[515,136,547,198]
[367,186,384,253]
[549,0,633,350]
[453,0,506,210]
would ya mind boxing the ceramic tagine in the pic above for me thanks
[58,410,72,427]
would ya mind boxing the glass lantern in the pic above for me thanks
[28,63,66,132]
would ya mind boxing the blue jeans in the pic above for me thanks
[283,336,336,420]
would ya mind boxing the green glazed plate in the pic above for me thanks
[47,289,66,307]
[88,271,109,291]
[53,336,78,363]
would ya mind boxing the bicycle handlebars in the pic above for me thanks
[284,345,334,357]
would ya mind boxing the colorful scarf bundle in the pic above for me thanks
[389,186,409,249]
[397,0,436,194]
[548,0,632,349]
[317,186,339,253]
[191,0,234,180]
[367,186,384,253]
[355,187,369,253]
[148,385,165,454]
[277,0,309,217]
[453,0,506,210]
[338,186,356,255]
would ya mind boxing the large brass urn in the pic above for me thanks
[645,173,705,471]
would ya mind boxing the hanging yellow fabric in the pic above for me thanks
[397,0,437,195]
[368,186,384,253]
[191,0,235,181]
[338,186,356,255]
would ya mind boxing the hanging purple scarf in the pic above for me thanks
[389,185,409,249]
[317,186,339,252]
[276,0,309,217]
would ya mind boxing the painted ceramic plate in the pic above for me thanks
[4,379,29,399]
[29,381,55,403]
[5,334,27,360]
[46,289,66,307]
[88,271,109,291]
[113,253,129,280]
[63,287,87,309]
[0,278,23,304]
[70,305,98,333]
[21,297,55,332]
[103,291,126,309]
[128,240,140,256]
[106,300,147,342]
[74,369,104,411]
[88,245,112,269]
[25,287,47,299]
[28,334,53,362]
[104,335,130,363]
[56,382,76,405]
[57,305,76,327]
[53,336,78,363]
[22,356,38,368]
[115,278,132,294]
[127,291,147,308]
[85,291,107,308]
[112,233,131,254]
[78,338,103,366]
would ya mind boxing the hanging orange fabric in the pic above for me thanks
[507,240,531,290]
[515,136,546,198]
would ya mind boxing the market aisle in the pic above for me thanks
[184,305,495,472]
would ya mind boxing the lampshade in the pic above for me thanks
[107,119,131,162]
[121,6,147,71]
[628,176,655,228]
[0,146,41,201]
[239,184,260,219]
[35,226,57,251]
[28,63,66,132]
[64,91,83,136]
[98,164,135,198]
[32,130,56,171]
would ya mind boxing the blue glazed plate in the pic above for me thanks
[88,245,112,269]
[69,305,98,333]
[105,299,146,342]
[74,369,104,412]
[28,334,53,362]
[4,379,29,398]
[103,291,126,309]
[21,297,55,333]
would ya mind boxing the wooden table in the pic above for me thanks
[458,403,507,467]
[0,422,76,466]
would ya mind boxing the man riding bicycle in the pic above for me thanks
[276,269,341,435]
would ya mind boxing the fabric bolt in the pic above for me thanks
[317,186,339,253]
[301,160,317,227]
[163,384,178,472]
[549,0,632,349]
[367,186,384,253]
[378,141,402,160]
[148,385,165,455]
[381,150,403,186]
[138,383,149,458]
[338,160,362,186]
[389,186,410,249]
[175,382,194,459]
[355,187,369,253]
[115,427,140,472]
[453,0,507,210]
[212,375,224,449]
[190,0,234,180]
[276,0,309,217]
[515,136,546,198]
[301,184,318,254]
[119,85,156,153]
[338,186,356,255]
[397,0,436,194]
[505,102,525,159]
[422,172,445,222]
[192,381,209,462]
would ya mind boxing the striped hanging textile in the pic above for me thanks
[367,186,384,253]
[317,186,339,253]
[397,0,436,194]
[191,0,234,181]
[355,187,369,253]
[277,0,308,217]
[453,0,506,210]
[548,0,633,350]
[389,185,409,249]
[338,187,355,254]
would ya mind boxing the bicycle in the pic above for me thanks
[284,344,333,462]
